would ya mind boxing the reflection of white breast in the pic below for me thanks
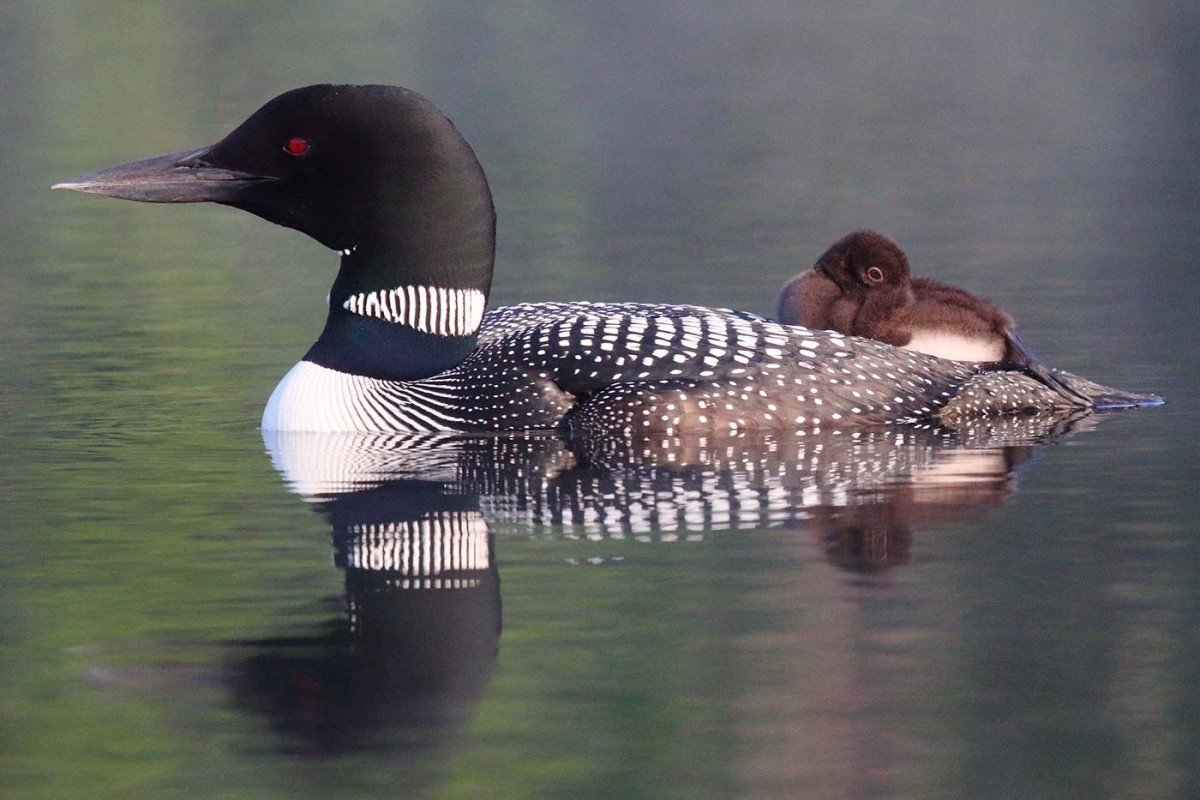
[904,331,1004,362]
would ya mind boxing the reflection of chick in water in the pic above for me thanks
[819,504,915,573]
[813,445,1033,572]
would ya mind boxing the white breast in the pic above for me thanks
[261,361,380,432]
[903,331,1005,362]
[262,360,476,433]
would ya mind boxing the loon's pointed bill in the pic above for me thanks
[52,146,276,203]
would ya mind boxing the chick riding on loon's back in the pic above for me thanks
[778,230,1098,406]
[53,85,1153,434]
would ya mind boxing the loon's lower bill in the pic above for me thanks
[52,85,1161,435]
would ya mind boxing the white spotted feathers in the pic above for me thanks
[342,285,486,336]
[259,300,1069,435]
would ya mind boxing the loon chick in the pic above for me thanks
[55,85,1068,435]
[778,230,1092,406]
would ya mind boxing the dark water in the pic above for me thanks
[4,2,1200,798]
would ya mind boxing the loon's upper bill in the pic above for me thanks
[53,84,1161,435]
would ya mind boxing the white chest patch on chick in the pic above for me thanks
[904,330,1005,362]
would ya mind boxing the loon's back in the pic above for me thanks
[264,301,999,434]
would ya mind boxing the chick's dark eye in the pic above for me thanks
[283,137,310,156]
[867,266,885,283]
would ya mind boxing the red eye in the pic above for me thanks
[283,137,310,156]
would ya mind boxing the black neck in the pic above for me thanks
[292,89,498,381]
[305,307,478,380]
[305,245,490,380]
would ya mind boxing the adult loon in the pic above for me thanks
[54,85,1137,435]
[779,230,1095,405]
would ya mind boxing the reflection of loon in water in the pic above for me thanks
[264,410,1086,561]
[228,476,501,756]
[236,410,1089,754]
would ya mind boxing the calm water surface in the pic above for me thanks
[4,2,1200,798]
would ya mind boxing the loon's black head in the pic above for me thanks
[56,85,498,382]
[54,84,496,294]
[814,229,910,294]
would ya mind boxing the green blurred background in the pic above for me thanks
[3,2,1199,798]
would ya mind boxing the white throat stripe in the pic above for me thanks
[343,286,486,336]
